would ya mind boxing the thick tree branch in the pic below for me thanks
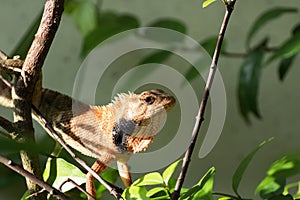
[172,1,237,199]
[10,0,64,199]
[0,154,68,200]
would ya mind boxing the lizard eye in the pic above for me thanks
[144,96,155,105]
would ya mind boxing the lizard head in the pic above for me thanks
[110,89,176,153]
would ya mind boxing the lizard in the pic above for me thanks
[0,68,176,199]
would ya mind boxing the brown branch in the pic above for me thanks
[0,56,23,74]
[171,1,237,199]
[0,154,68,200]
[59,178,96,200]
[10,0,64,199]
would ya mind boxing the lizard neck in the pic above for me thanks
[94,101,156,154]
[92,105,116,139]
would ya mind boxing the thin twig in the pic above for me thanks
[171,1,237,199]
[59,178,96,200]
[0,59,23,74]
[0,154,68,200]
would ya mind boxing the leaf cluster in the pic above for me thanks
[39,138,300,199]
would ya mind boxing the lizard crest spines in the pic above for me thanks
[0,85,176,158]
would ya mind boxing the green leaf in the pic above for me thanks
[267,155,300,176]
[246,7,298,47]
[284,182,300,197]
[268,194,293,200]
[148,18,186,34]
[202,0,217,8]
[256,176,285,199]
[168,178,177,192]
[95,168,119,199]
[238,40,266,122]
[138,50,172,66]
[81,12,139,57]
[11,11,42,59]
[123,186,150,200]
[20,190,30,200]
[278,56,296,81]
[43,158,86,192]
[218,197,233,200]
[256,155,300,199]
[276,23,300,81]
[180,167,215,200]
[162,159,182,186]
[72,0,98,36]
[268,32,300,63]
[232,138,273,197]
[295,183,300,198]
[146,187,168,198]
[64,0,79,14]
[141,18,186,44]
[133,172,164,186]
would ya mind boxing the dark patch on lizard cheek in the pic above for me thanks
[112,118,136,152]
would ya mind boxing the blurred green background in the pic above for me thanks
[0,0,300,199]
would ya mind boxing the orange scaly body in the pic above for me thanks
[0,80,176,199]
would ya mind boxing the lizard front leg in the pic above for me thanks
[86,160,132,200]
[117,161,132,187]
[86,160,108,200]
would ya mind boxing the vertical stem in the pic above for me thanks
[171,1,236,199]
